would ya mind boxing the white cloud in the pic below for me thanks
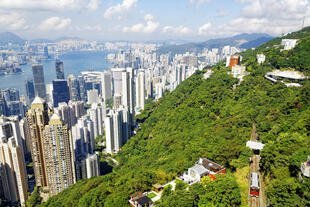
[123,23,144,33]
[143,21,159,33]
[87,0,100,11]
[123,20,159,34]
[162,25,193,35]
[199,0,310,38]
[39,17,71,31]
[198,23,212,35]
[104,0,138,19]
[0,0,98,11]
[144,14,154,21]
[0,12,29,30]
[122,13,159,34]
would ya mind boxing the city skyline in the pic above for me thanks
[0,0,309,41]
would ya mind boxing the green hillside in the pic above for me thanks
[37,27,310,207]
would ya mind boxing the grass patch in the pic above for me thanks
[234,166,249,206]
[147,192,157,199]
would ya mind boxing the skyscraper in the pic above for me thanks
[43,46,49,58]
[55,59,65,79]
[87,89,99,105]
[19,118,32,162]
[121,71,130,107]
[111,68,126,96]
[42,113,75,195]
[52,80,70,107]
[126,67,135,128]
[68,75,80,101]
[85,154,99,178]
[26,98,76,196]
[0,117,28,205]
[105,116,114,154]
[0,138,28,205]
[55,101,85,130]
[78,76,87,102]
[32,64,46,99]
[105,108,129,154]
[101,72,112,101]
[25,79,35,106]
[120,106,130,144]
[26,97,50,189]
[136,71,145,110]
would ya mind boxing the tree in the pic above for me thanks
[198,174,241,207]
[26,187,42,207]
[267,178,301,207]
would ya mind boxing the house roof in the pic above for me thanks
[201,158,223,172]
[191,164,208,176]
[246,141,265,150]
[136,196,153,206]
[130,192,143,199]
[266,70,307,80]
[153,183,162,189]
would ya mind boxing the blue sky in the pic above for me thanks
[0,0,309,41]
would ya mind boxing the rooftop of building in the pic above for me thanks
[130,192,153,206]
[50,113,60,120]
[266,70,307,80]
[199,158,224,172]
[246,141,265,150]
[32,96,45,104]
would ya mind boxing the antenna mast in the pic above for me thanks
[302,16,305,29]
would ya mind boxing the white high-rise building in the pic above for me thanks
[155,83,163,100]
[105,116,114,154]
[122,71,130,107]
[0,119,28,205]
[85,154,100,178]
[104,107,130,154]
[45,83,53,107]
[87,104,104,139]
[135,71,145,110]
[112,110,122,152]
[111,68,126,96]
[87,89,99,105]
[72,115,95,158]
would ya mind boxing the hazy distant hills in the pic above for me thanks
[0,32,84,45]
[0,31,272,52]
[0,32,25,45]
[158,33,273,54]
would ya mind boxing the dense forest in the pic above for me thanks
[36,27,310,207]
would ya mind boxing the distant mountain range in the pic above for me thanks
[0,32,85,45]
[157,33,274,54]
[0,31,273,51]
[0,32,25,45]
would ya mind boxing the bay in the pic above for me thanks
[0,51,111,95]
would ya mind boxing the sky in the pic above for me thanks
[0,0,309,41]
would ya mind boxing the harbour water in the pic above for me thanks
[0,51,111,94]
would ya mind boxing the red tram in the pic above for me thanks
[250,172,260,197]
